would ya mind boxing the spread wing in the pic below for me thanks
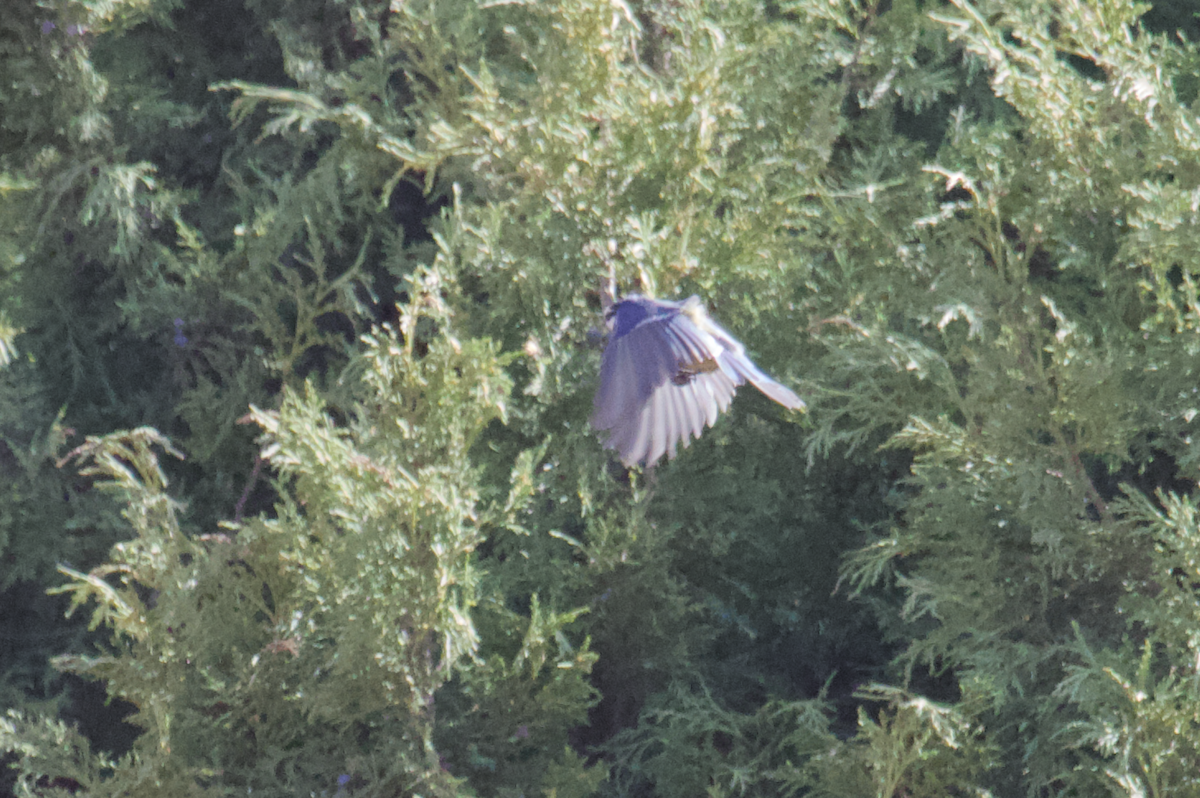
[591,303,738,467]
[592,296,804,467]
[695,313,805,410]
[715,347,805,410]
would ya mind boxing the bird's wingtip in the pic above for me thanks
[754,379,806,411]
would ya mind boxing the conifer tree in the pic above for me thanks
[6,0,1200,796]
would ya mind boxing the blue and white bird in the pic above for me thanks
[591,294,804,467]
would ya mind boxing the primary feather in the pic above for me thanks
[591,294,803,467]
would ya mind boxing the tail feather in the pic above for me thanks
[720,351,804,410]
[751,375,805,410]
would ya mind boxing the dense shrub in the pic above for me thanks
[5,0,1200,795]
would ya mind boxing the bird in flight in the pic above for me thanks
[591,294,804,467]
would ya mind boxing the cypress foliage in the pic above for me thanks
[4,0,1200,796]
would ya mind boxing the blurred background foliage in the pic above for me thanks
[4,0,1200,795]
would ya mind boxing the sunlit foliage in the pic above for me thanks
[5,0,1200,795]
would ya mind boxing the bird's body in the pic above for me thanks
[591,294,803,467]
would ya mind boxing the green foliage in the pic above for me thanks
[1055,490,1200,795]
[0,710,192,798]
[9,0,1200,795]
[435,596,601,796]
[26,282,595,796]
[804,685,996,798]
[826,0,1200,793]
[603,683,835,798]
